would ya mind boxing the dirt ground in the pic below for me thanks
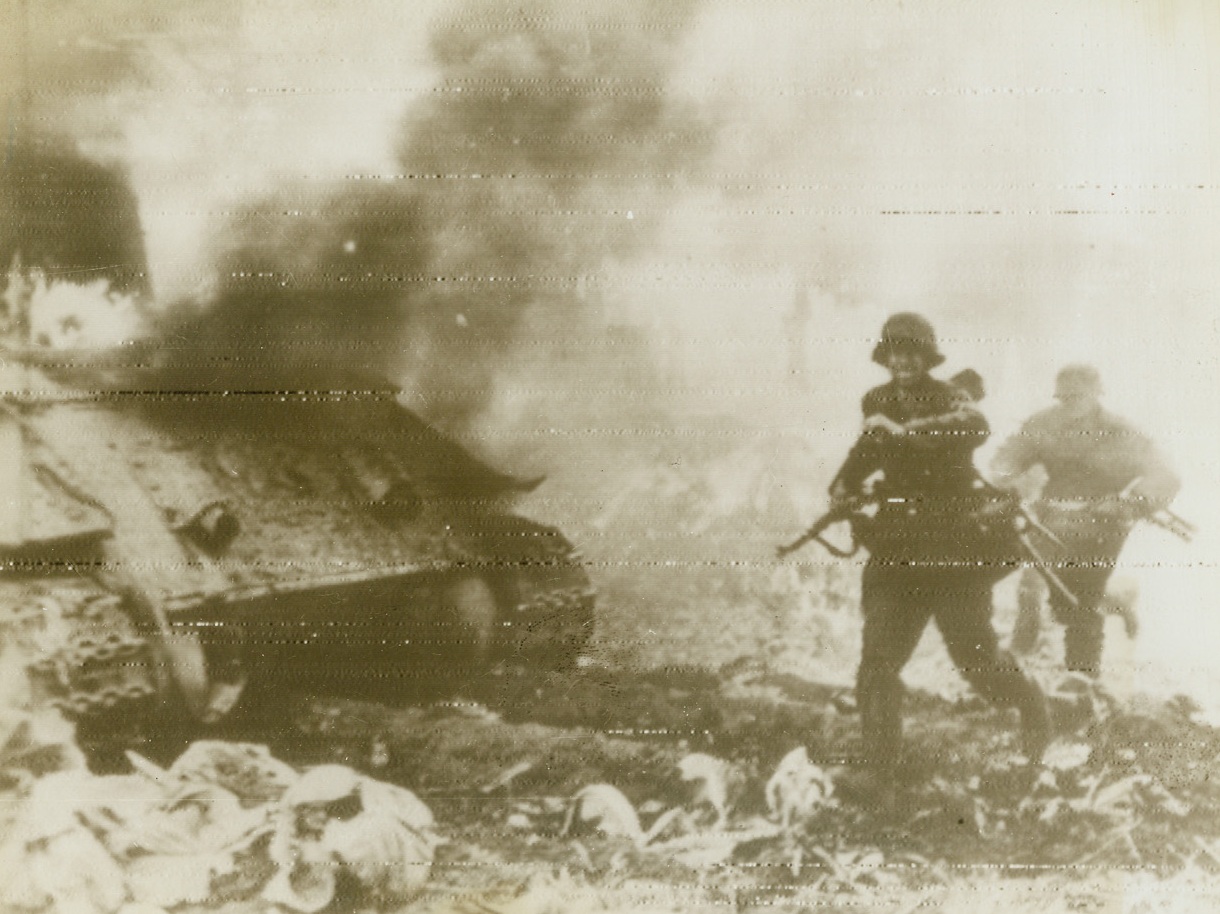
[87,640,1212,914]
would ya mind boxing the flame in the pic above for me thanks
[3,267,146,351]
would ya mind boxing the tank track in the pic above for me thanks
[8,581,161,720]
[487,518,596,666]
[5,519,595,721]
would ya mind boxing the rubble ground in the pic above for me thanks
[8,613,1220,913]
[195,656,1220,913]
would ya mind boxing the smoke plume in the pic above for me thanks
[144,0,710,425]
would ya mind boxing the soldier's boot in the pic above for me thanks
[857,672,904,765]
[1050,671,1105,732]
[855,686,905,816]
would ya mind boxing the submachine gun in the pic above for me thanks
[777,479,1083,610]
[1146,509,1195,542]
[776,429,887,560]
[1118,478,1196,543]
[775,495,875,559]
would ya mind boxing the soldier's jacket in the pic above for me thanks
[991,404,1180,506]
[833,375,988,500]
[832,376,990,562]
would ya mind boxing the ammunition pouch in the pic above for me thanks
[865,492,1027,580]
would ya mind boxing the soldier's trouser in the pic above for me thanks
[857,562,1041,769]
[1010,569,1046,655]
[1046,531,1129,675]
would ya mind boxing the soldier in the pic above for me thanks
[831,313,1051,780]
[991,364,1180,676]
[1010,567,1141,656]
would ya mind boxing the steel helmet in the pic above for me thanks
[871,312,945,368]
[1054,363,1102,400]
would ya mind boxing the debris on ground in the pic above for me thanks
[0,733,439,914]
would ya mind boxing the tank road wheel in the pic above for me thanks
[507,572,595,669]
[450,514,595,669]
[441,574,500,669]
[145,624,250,725]
[486,521,596,670]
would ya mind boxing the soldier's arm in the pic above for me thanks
[1124,429,1181,508]
[829,393,885,497]
[898,393,990,451]
[989,418,1041,490]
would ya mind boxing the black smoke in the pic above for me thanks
[0,138,149,297]
[163,183,432,373]
[168,0,710,421]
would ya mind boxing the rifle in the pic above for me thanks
[1011,527,1079,609]
[1118,478,1196,542]
[1147,508,1195,542]
[776,496,873,559]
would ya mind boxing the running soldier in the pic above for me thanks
[830,313,1051,779]
[991,364,1181,676]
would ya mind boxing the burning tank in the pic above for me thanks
[0,352,595,727]
[0,139,593,730]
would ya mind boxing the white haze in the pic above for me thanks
[633,0,1220,707]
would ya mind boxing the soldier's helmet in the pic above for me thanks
[1054,363,1103,400]
[871,312,945,368]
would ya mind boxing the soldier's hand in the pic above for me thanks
[1123,484,1168,516]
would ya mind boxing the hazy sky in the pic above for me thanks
[8,2,1216,417]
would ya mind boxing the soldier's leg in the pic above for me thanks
[935,575,1050,761]
[1052,532,1128,675]
[1011,567,1047,654]
[1050,564,1110,676]
[857,563,933,770]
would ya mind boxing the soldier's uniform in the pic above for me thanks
[992,365,1180,674]
[832,314,1049,771]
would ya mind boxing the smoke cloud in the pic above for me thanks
[173,0,711,423]
[390,0,708,422]
[9,1,1218,430]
